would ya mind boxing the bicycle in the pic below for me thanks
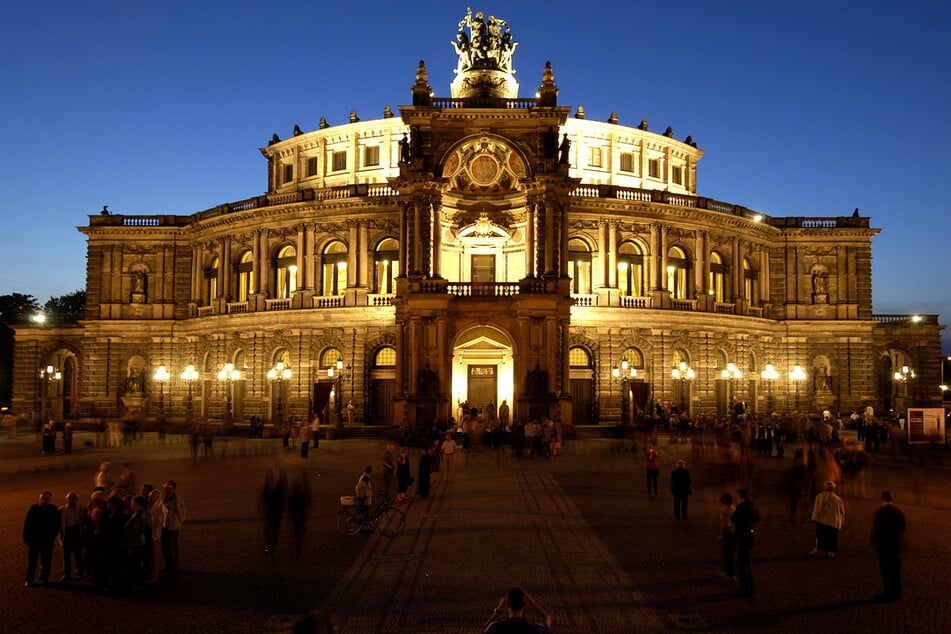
[337,494,406,537]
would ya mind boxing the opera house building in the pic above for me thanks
[12,12,943,435]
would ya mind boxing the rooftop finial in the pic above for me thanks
[412,60,432,106]
[537,60,558,107]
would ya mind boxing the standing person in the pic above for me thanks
[146,489,166,584]
[396,447,414,502]
[871,490,906,603]
[262,466,288,557]
[670,460,692,520]
[484,587,552,634]
[42,420,56,454]
[122,495,150,588]
[731,488,760,597]
[287,470,312,554]
[442,432,458,483]
[58,492,85,582]
[717,492,736,581]
[417,447,433,499]
[381,444,397,499]
[161,480,186,575]
[116,462,138,496]
[645,445,660,494]
[299,420,312,458]
[355,466,373,521]
[22,491,61,586]
[809,481,845,558]
[62,421,74,454]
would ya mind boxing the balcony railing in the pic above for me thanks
[368,294,394,307]
[873,314,939,325]
[571,294,598,307]
[265,298,291,311]
[226,302,249,314]
[313,295,344,309]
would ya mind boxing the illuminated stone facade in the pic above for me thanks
[11,12,943,430]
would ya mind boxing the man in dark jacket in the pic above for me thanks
[731,488,760,597]
[871,490,906,602]
[23,491,61,586]
[670,460,692,520]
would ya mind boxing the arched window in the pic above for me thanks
[203,257,219,306]
[235,250,254,302]
[374,346,396,367]
[321,240,348,296]
[274,246,297,299]
[374,238,399,294]
[666,246,689,299]
[709,251,727,302]
[617,241,645,297]
[569,346,592,368]
[623,347,645,369]
[743,257,757,304]
[569,238,592,295]
[715,349,728,371]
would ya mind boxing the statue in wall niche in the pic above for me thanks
[399,132,411,163]
[812,270,828,296]
[527,363,549,399]
[131,270,147,303]
[418,363,439,399]
[125,369,145,395]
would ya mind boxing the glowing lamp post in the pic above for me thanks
[181,364,199,422]
[789,364,806,412]
[721,362,743,416]
[760,363,779,414]
[40,365,62,421]
[217,363,241,425]
[671,361,695,413]
[153,365,170,419]
[267,361,292,424]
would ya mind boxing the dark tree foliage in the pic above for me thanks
[43,290,86,318]
[0,293,40,325]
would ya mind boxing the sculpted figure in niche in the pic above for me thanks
[812,270,828,296]
[418,363,439,399]
[131,270,147,303]
[527,363,549,399]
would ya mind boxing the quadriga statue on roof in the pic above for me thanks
[452,7,517,75]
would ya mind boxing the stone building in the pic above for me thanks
[11,11,943,433]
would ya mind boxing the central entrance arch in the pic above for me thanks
[451,326,515,422]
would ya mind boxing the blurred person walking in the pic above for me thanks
[23,491,60,586]
[871,490,906,602]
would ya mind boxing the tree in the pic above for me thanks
[0,293,40,325]
[43,290,86,318]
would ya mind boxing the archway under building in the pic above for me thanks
[451,326,515,424]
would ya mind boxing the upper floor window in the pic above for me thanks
[373,238,399,294]
[666,246,689,299]
[619,152,635,173]
[672,165,684,185]
[203,257,219,306]
[648,158,661,179]
[709,251,727,302]
[568,238,592,295]
[743,257,758,303]
[618,241,645,297]
[321,240,348,296]
[306,156,318,177]
[282,163,293,185]
[235,250,254,302]
[275,245,297,299]
[589,147,603,168]
[332,151,347,172]
[364,145,380,167]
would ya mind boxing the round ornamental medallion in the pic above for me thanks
[469,154,500,185]
[443,152,461,177]
[508,152,527,178]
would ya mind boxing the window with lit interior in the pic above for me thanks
[666,246,689,299]
[569,238,592,295]
[617,241,645,297]
[373,238,399,294]
[235,250,254,302]
[709,251,727,302]
[203,257,219,306]
[321,240,348,296]
[275,245,297,299]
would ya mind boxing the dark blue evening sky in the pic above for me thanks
[1,1,948,352]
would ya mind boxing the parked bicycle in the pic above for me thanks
[337,493,406,537]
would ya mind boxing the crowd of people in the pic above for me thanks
[22,462,186,592]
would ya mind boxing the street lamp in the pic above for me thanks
[893,364,915,410]
[789,364,806,412]
[267,361,292,424]
[217,363,241,425]
[760,363,779,413]
[39,365,62,421]
[671,361,694,413]
[181,364,199,422]
[613,359,638,424]
[721,362,743,416]
[153,365,170,419]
